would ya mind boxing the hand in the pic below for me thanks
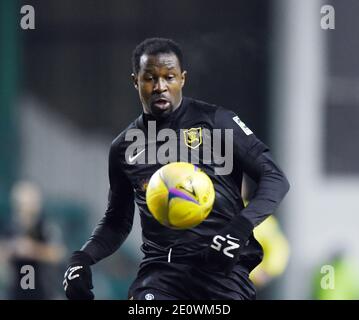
[192,216,253,275]
[63,251,94,300]
[199,228,244,275]
[202,215,253,275]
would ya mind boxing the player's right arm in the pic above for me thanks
[63,138,135,299]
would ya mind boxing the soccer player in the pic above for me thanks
[63,38,290,300]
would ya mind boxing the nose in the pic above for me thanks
[153,78,167,93]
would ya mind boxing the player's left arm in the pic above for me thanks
[199,108,290,274]
[216,108,290,238]
[217,110,289,228]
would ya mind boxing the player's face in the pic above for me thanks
[133,53,186,118]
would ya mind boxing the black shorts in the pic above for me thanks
[128,261,256,300]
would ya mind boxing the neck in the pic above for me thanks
[172,97,183,112]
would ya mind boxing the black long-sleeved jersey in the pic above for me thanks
[82,97,289,273]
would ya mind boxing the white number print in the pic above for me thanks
[211,235,226,251]
[223,240,240,258]
[210,234,240,258]
[63,266,83,291]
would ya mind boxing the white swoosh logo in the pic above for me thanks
[128,149,145,163]
[226,234,239,241]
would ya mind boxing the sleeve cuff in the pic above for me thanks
[69,250,95,266]
[232,215,254,244]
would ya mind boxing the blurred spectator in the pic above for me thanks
[250,216,290,289]
[0,181,66,299]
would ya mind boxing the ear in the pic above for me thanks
[131,73,138,90]
[181,70,187,88]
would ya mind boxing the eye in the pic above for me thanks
[143,74,154,81]
[167,75,175,80]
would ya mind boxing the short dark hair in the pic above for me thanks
[132,37,183,74]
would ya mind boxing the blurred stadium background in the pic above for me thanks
[1,0,359,299]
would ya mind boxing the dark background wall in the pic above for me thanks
[22,0,271,140]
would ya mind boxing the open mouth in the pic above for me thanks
[153,98,170,110]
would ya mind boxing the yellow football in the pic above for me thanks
[146,162,215,229]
